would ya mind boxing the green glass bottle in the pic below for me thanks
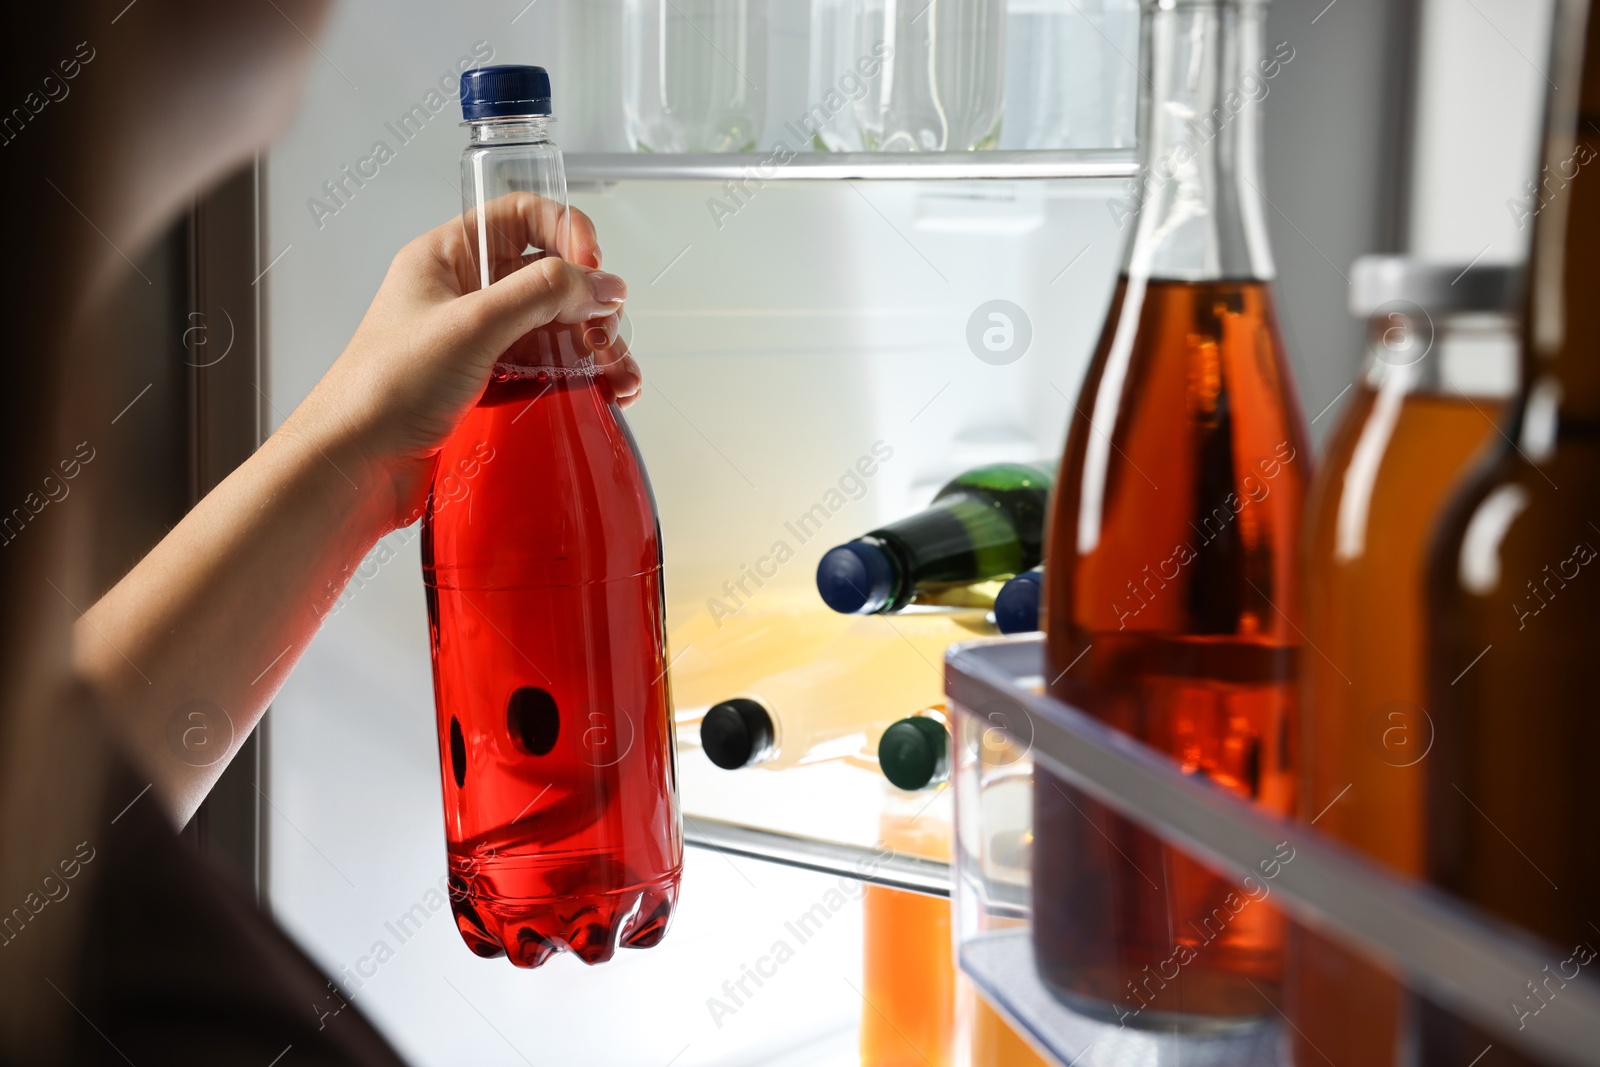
[815,462,1053,615]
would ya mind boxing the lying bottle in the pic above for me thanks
[699,613,988,770]
[992,567,1043,634]
[423,65,681,969]
[877,709,952,792]
[815,462,1052,615]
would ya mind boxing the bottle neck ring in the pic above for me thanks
[465,116,556,146]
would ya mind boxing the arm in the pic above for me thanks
[76,198,637,825]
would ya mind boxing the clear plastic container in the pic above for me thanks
[623,0,769,152]
[810,0,1008,153]
[1000,0,1140,149]
[424,65,681,968]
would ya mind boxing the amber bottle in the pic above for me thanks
[1420,1,1600,1061]
[1288,258,1518,1063]
[1037,0,1309,1029]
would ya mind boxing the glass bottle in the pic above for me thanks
[1420,1,1600,1060]
[993,566,1044,634]
[815,462,1053,616]
[1037,0,1309,1029]
[1288,258,1518,1063]
[878,708,952,791]
[698,613,986,770]
[424,66,681,968]
[623,0,768,153]
[862,790,956,1067]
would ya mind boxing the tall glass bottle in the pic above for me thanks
[1037,0,1309,1028]
[1421,1,1600,1060]
[1288,258,1518,1063]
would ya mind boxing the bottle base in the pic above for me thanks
[448,854,681,968]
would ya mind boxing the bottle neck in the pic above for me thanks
[1518,0,1600,431]
[1122,0,1278,283]
[1361,312,1519,400]
[466,115,555,146]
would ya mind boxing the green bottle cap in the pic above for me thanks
[878,716,951,791]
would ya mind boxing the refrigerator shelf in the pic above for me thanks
[683,815,950,897]
[566,149,1140,185]
[677,726,954,898]
[945,635,1600,1067]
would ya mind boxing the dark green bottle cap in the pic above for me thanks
[701,698,775,769]
[878,716,950,791]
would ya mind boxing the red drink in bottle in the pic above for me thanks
[422,65,681,968]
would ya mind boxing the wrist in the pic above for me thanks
[270,393,404,542]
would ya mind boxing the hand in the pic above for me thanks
[288,193,640,529]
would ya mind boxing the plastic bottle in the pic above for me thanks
[815,462,1052,616]
[423,65,681,968]
[623,0,768,152]
[698,612,988,770]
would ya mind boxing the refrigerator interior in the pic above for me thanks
[259,0,1554,1064]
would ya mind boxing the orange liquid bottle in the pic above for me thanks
[1037,0,1309,1029]
[1288,259,1517,1062]
[862,793,955,1067]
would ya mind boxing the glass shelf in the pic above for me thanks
[567,149,1139,185]
[946,635,1600,1067]
[678,725,952,897]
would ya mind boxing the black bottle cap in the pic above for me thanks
[878,716,951,791]
[700,698,775,770]
[815,541,896,614]
[994,570,1043,634]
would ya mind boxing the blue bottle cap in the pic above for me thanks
[460,65,552,120]
[816,541,896,615]
[994,570,1043,634]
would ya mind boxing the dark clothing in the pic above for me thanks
[66,757,407,1067]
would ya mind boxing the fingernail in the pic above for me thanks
[584,326,610,350]
[589,271,626,304]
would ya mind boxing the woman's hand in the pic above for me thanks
[287,194,639,529]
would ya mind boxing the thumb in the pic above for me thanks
[461,257,624,359]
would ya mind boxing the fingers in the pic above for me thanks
[460,193,602,270]
[606,352,643,407]
[563,208,602,269]
[464,258,625,358]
